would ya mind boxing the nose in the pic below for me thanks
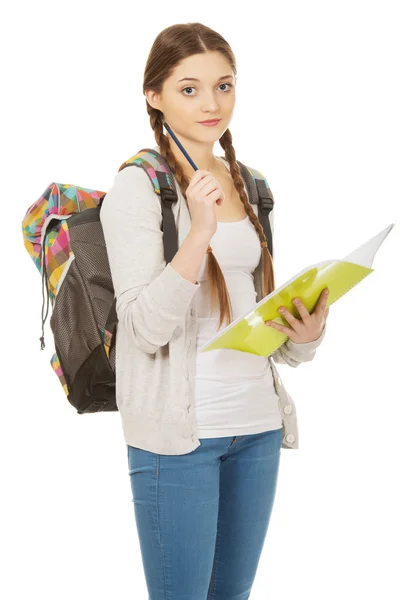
[201,90,220,113]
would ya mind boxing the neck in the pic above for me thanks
[164,132,221,177]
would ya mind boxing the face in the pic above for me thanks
[145,51,236,153]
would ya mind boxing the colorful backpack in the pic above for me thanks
[21,148,275,415]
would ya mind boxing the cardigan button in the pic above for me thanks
[283,404,292,415]
[285,433,295,444]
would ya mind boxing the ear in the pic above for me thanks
[145,89,162,112]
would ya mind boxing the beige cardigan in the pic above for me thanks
[100,148,327,455]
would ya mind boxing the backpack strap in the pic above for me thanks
[118,148,179,264]
[237,160,274,259]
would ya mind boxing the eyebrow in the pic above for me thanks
[177,75,234,83]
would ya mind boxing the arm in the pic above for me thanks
[100,165,204,354]
[267,204,327,368]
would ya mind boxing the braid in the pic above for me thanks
[146,102,272,329]
[148,106,191,197]
[219,129,275,297]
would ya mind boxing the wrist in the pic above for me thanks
[188,229,211,249]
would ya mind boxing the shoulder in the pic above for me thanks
[102,165,156,208]
[112,163,155,193]
[100,164,161,224]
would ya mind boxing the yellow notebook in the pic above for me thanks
[200,223,395,356]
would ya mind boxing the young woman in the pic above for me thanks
[100,21,329,600]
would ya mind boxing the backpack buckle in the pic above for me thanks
[259,196,274,212]
[158,170,177,206]
[255,179,274,213]
[160,187,176,204]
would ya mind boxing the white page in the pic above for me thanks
[342,223,394,267]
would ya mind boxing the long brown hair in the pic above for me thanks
[143,22,275,330]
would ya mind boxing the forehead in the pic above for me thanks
[170,52,234,83]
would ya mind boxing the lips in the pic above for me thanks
[199,119,221,124]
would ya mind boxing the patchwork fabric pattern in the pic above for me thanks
[22,182,104,274]
[119,149,176,195]
[50,352,68,397]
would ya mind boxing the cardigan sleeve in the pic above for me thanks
[271,324,327,367]
[100,165,200,354]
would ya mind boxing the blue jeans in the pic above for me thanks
[127,427,283,599]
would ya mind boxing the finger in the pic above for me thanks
[277,306,302,333]
[292,297,310,320]
[264,320,295,339]
[316,288,329,316]
[197,175,218,194]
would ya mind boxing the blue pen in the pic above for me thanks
[164,122,198,171]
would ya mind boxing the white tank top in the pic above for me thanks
[194,212,283,438]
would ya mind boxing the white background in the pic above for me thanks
[3,1,399,598]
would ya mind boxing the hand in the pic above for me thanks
[264,288,330,344]
[187,169,225,240]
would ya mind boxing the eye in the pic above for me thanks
[182,86,196,96]
[181,83,233,96]
[219,83,233,92]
